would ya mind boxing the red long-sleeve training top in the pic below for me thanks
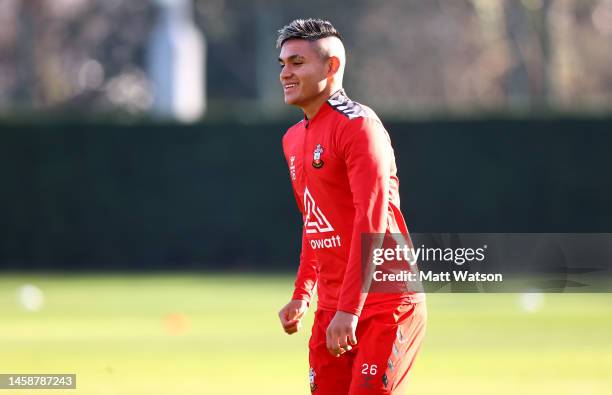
[282,89,424,317]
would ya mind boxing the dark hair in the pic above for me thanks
[276,18,342,48]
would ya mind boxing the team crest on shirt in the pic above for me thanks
[312,144,324,168]
[309,367,317,392]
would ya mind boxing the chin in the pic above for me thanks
[284,95,300,106]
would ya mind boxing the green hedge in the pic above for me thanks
[1,118,610,270]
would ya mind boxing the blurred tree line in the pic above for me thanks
[0,0,611,120]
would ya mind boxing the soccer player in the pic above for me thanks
[276,19,427,394]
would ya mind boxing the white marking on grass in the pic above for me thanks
[17,284,45,312]
[519,291,544,313]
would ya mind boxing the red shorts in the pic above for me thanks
[308,302,427,395]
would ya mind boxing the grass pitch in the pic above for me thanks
[0,273,611,394]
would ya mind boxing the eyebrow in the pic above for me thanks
[278,55,305,63]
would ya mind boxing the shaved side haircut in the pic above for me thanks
[276,18,342,48]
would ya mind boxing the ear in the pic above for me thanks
[327,56,340,77]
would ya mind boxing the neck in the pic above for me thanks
[302,84,343,120]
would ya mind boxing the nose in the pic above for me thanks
[280,65,292,80]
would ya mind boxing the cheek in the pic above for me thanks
[299,69,325,88]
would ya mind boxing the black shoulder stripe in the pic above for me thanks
[327,89,369,120]
[330,101,368,120]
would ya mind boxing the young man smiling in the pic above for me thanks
[276,19,427,394]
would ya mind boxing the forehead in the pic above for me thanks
[278,39,320,60]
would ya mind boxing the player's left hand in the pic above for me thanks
[326,311,358,357]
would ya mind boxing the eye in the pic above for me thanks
[279,63,285,69]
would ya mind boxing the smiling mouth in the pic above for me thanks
[284,83,298,90]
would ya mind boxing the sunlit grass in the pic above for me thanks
[0,274,611,395]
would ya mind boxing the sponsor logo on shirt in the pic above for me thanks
[303,187,342,250]
[303,187,334,234]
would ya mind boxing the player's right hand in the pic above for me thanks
[278,299,309,335]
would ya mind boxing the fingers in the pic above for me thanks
[278,304,304,335]
[338,334,352,352]
[282,304,305,322]
[326,327,339,356]
[283,318,302,334]
[327,338,350,356]
[326,316,358,357]
[348,328,358,346]
[336,334,352,356]
[294,307,306,321]
[278,305,295,325]
[326,330,352,357]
